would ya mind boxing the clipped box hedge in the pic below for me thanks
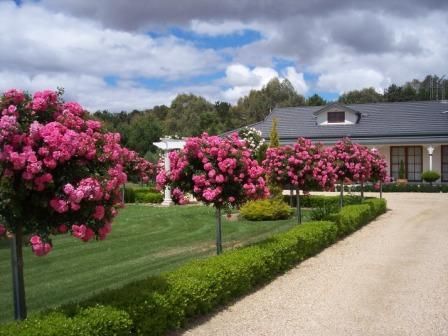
[0,306,132,336]
[0,197,387,336]
[284,194,363,208]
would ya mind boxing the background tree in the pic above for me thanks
[306,93,327,106]
[269,118,280,148]
[338,88,384,104]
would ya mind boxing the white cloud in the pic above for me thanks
[0,2,222,79]
[317,68,387,94]
[282,67,308,94]
[222,64,308,102]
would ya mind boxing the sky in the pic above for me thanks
[0,0,447,111]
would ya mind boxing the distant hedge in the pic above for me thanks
[0,197,387,336]
[349,183,448,193]
[124,187,163,204]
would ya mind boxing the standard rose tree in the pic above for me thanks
[369,148,389,198]
[156,133,269,254]
[0,89,153,319]
[263,138,337,223]
[330,138,374,206]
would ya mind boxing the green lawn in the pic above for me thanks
[0,204,308,322]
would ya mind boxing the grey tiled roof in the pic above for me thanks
[248,101,448,145]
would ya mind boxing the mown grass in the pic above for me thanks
[0,204,309,322]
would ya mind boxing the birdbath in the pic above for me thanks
[154,138,186,206]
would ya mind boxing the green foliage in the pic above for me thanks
[240,199,294,221]
[399,160,406,179]
[124,187,162,203]
[338,87,384,104]
[0,306,132,336]
[232,78,305,125]
[333,198,387,236]
[284,195,363,208]
[134,190,163,204]
[1,198,386,336]
[123,187,135,203]
[421,170,440,183]
[349,183,448,193]
[309,201,339,221]
[256,142,268,164]
[269,117,280,148]
[306,94,327,106]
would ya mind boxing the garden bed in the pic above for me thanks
[0,197,386,336]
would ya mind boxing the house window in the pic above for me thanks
[390,146,422,182]
[442,146,448,182]
[327,111,345,123]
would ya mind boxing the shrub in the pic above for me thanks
[240,199,294,221]
[333,198,387,236]
[123,187,136,203]
[422,170,440,183]
[135,191,163,204]
[2,198,387,336]
[0,306,132,336]
[309,201,339,221]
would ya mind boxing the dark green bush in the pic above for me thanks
[2,198,386,336]
[421,170,441,183]
[309,201,339,221]
[123,187,136,203]
[0,306,132,336]
[240,199,294,220]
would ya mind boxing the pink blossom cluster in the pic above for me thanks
[263,137,337,191]
[156,133,269,208]
[330,138,375,183]
[0,88,154,256]
[121,148,155,183]
[29,235,52,256]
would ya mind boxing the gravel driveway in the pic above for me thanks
[181,193,448,336]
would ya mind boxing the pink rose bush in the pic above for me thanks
[263,137,337,191]
[156,133,269,208]
[0,89,153,256]
[369,148,389,189]
[330,138,374,184]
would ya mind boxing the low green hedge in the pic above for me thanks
[0,306,132,336]
[284,194,363,208]
[240,199,294,221]
[1,198,387,336]
[333,198,387,236]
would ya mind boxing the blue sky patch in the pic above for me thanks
[149,27,263,50]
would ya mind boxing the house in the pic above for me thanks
[244,101,448,183]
